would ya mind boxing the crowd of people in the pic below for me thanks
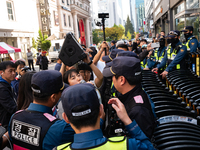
[0,25,198,150]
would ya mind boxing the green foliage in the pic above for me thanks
[36,29,44,49]
[125,16,134,36]
[32,37,37,49]
[36,29,51,51]
[41,40,51,51]
[92,29,104,45]
[127,31,131,40]
[105,25,124,41]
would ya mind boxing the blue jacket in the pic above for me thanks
[69,120,155,150]
[147,47,166,69]
[11,79,20,98]
[8,103,75,150]
[54,63,62,71]
[157,41,187,72]
[0,76,17,128]
[185,35,198,53]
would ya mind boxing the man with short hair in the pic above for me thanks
[0,61,17,128]
[55,84,155,150]
[26,49,35,71]
[116,41,128,51]
[160,31,165,36]
[103,56,155,139]
[8,70,75,150]
[40,51,49,70]
[110,40,116,51]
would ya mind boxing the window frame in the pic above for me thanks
[6,1,15,21]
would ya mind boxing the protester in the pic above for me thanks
[26,49,35,71]
[11,60,26,97]
[116,40,128,51]
[8,70,75,150]
[160,31,165,36]
[55,59,62,71]
[55,83,155,150]
[40,51,49,70]
[0,61,17,128]
[109,40,116,51]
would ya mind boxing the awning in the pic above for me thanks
[0,42,21,54]
[46,34,57,40]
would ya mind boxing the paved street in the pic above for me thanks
[34,62,57,72]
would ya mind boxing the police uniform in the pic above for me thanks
[147,46,166,70]
[157,41,187,72]
[56,121,155,150]
[55,83,155,150]
[183,35,198,52]
[181,26,198,53]
[103,56,156,139]
[8,103,75,150]
[8,70,75,150]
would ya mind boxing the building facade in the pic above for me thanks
[98,0,123,28]
[130,0,145,32]
[0,0,39,60]
[144,0,153,37]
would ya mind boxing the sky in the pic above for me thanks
[92,0,130,23]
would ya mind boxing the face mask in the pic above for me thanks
[167,39,172,44]
[171,38,179,48]
[184,33,192,40]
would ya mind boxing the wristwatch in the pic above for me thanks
[87,60,93,65]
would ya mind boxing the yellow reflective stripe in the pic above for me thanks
[109,55,113,61]
[176,64,180,69]
[111,82,115,97]
[110,67,116,75]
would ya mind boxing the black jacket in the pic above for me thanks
[0,78,17,128]
[40,56,48,70]
[117,84,155,139]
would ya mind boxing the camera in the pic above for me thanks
[21,66,31,72]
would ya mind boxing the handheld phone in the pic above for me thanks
[0,126,6,137]
[151,42,160,48]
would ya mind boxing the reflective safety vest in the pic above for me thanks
[154,48,165,63]
[111,82,116,97]
[166,45,182,70]
[56,136,127,150]
[183,36,196,51]
[141,59,147,68]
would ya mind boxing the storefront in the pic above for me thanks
[172,0,200,40]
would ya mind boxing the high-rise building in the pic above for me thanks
[130,0,145,32]
[98,0,123,28]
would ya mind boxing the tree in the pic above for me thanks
[105,25,124,41]
[125,16,134,36]
[127,30,131,40]
[41,40,51,51]
[92,29,103,45]
[32,37,37,49]
[36,29,44,49]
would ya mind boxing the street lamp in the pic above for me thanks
[98,13,109,41]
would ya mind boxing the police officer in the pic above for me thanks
[181,26,198,52]
[103,56,155,139]
[55,84,155,150]
[152,30,187,79]
[147,35,167,71]
[8,70,75,150]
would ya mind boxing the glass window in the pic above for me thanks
[62,0,64,3]
[63,14,66,26]
[68,16,71,27]
[186,0,199,9]
[67,0,69,5]
[186,16,199,40]
[175,18,185,31]
[7,1,14,20]
[175,2,185,15]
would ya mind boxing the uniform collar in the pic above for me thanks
[187,35,193,40]
[27,103,53,115]
[73,129,103,143]
[118,84,142,103]
[175,41,182,46]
